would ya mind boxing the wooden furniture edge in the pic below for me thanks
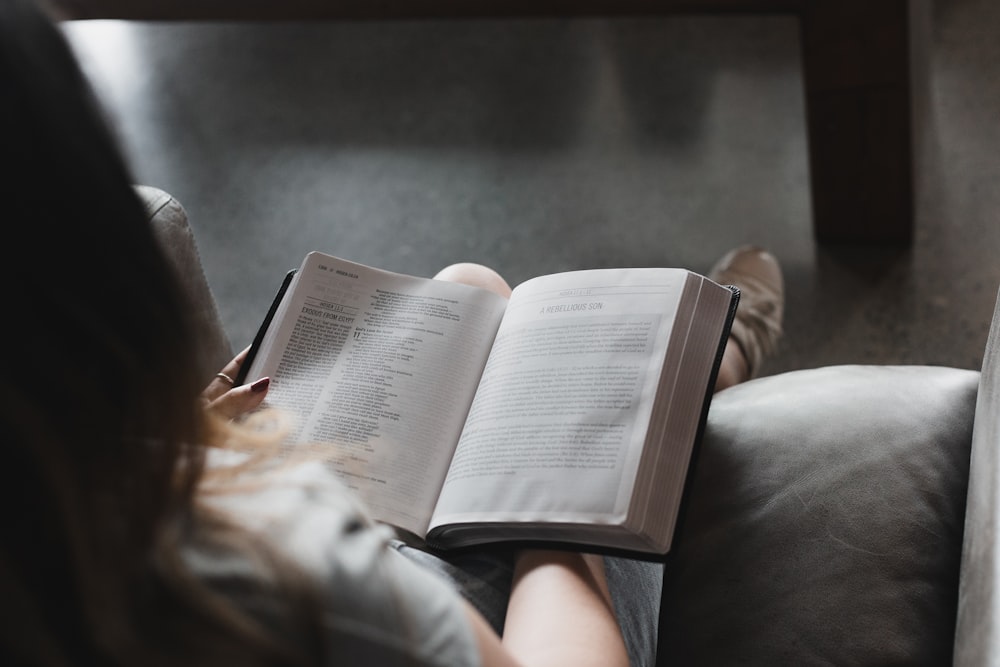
[51,0,915,245]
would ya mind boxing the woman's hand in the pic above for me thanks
[201,346,271,419]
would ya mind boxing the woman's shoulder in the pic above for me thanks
[201,450,379,566]
[187,449,481,667]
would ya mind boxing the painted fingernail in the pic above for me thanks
[250,377,270,393]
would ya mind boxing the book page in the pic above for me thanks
[430,268,691,529]
[245,253,508,536]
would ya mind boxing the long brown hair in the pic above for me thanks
[0,1,325,663]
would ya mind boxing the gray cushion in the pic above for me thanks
[136,185,233,376]
[658,365,979,665]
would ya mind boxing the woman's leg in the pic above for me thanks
[710,246,785,389]
[715,340,751,392]
[429,262,659,666]
[425,251,784,666]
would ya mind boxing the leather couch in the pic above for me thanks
[145,185,993,665]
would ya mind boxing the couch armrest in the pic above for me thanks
[955,288,1000,665]
[135,185,233,378]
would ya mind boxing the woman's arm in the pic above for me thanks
[466,551,629,667]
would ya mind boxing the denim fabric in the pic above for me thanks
[392,542,516,634]
[607,557,663,667]
[394,540,662,667]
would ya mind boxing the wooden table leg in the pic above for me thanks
[799,0,914,244]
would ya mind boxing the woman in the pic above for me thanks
[0,0,783,664]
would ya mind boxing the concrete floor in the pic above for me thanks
[62,0,1000,378]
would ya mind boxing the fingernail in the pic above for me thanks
[250,377,270,393]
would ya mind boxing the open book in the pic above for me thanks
[240,252,738,559]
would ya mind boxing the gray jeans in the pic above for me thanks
[394,542,662,667]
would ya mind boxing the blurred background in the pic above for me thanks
[61,0,1000,378]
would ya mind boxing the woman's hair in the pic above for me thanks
[0,1,324,663]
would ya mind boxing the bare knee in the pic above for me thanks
[434,263,512,299]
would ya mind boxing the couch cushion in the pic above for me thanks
[136,185,233,376]
[658,365,979,666]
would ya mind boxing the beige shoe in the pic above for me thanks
[708,245,784,378]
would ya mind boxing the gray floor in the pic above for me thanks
[62,0,1000,378]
